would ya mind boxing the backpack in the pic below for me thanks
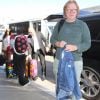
[14,35,28,55]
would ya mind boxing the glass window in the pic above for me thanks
[37,22,41,32]
[33,23,36,31]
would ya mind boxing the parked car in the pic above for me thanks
[79,13,100,100]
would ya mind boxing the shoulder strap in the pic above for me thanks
[58,19,65,33]
[52,19,65,50]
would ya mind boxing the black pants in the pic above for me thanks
[13,53,29,85]
[33,49,46,76]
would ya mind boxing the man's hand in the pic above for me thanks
[64,44,78,51]
[55,41,66,48]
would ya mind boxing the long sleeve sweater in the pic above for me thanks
[50,19,91,61]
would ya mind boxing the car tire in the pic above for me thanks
[80,67,100,100]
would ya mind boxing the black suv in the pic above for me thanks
[79,13,100,100]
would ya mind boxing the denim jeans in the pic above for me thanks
[53,58,83,100]
[57,89,72,100]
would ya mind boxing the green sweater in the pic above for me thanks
[50,19,91,61]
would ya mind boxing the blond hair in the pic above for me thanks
[63,0,79,17]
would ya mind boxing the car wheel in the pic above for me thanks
[80,67,100,100]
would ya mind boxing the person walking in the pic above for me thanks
[2,29,13,78]
[50,0,91,100]
[2,29,10,61]
[28,27,48,80]
[13,34,29,86]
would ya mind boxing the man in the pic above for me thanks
[28,27,48,80]
[50,0,91,99]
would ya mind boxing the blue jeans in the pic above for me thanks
[53,58,83,100]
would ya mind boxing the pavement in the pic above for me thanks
[36,55,56,95]
[0,55,56,100]
[0,54,99,100]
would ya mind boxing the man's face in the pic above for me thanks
[64,3,78,21]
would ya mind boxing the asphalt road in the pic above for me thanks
[0,83,55,100]
[0,56,55,100]
[0,78,55,100]
[1,55,99,100]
